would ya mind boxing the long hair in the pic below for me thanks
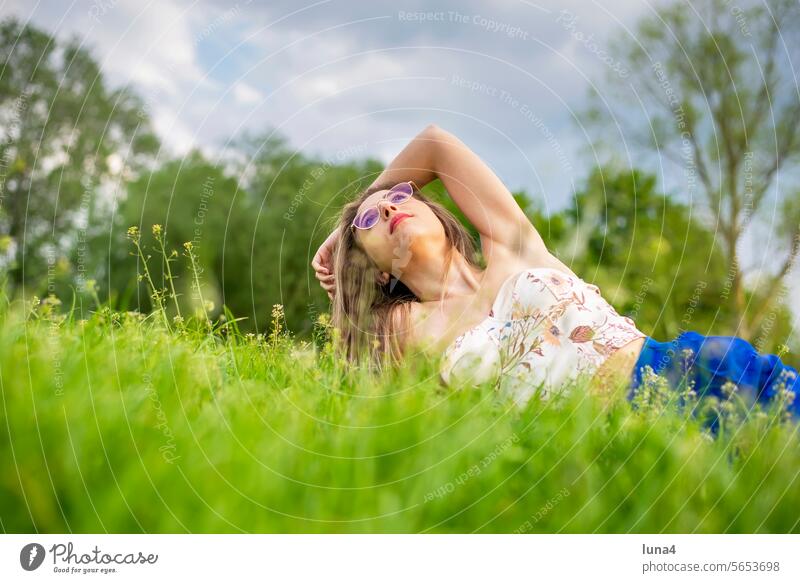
[330,181,480,373]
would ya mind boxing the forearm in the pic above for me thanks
[373,124,544,254]
[369,124,442,189]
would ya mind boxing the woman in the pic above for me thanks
[312,124,798,417]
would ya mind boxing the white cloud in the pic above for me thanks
[233,81,263,104]
[0,0,648,191]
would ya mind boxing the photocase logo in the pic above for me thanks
[20,543,46,571]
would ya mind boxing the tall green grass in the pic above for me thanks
[1,228,798,533]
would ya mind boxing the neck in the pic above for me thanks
[396,243,483,302]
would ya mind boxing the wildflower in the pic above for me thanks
[780,385,796,408]
[204,300,215,313]
[127,226,140,241]
[42,294,62,307]
[316,312,331,328]
[721,381,738,399]
[183,241,193,251]
[152,224,163,237]
[269,304,285,344]
[632,364,673,415]
[679,347,696,374]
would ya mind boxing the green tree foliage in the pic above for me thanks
[583,0,800,340]
[543,166,797,363]
[115,135,382,334]
[227,133,381,334]
[0,18,158,295]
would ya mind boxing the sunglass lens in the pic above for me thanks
[355,208,379,229]
[387,183,413,204]
[387,191,411,204]
[391,182,413,196]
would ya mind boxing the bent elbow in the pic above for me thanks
[423,123,443,138]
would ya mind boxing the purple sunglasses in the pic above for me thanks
[351,181,416,230]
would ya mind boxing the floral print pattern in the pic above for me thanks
[440,267,646,405]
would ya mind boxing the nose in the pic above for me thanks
[377,199,398,219]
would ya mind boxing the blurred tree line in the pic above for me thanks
[582,0,800,354]
[0,16,796,362]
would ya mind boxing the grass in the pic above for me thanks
[1,298,799,533]
[1,228,799,533]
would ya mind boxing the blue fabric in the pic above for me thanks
[628,331,799,425]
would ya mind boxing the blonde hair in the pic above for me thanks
[330,182,480,373]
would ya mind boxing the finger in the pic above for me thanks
[312,249,330,267]
[317,245,332,263]
[313,258,331,275]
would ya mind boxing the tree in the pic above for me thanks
[546,165,796,361]
[584,0,800,340]
[113,133,384,335]
[226,132,381,333]
[0,18,158,296]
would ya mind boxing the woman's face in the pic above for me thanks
[353,188,446,274]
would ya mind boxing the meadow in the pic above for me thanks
[1,232,799,533]
[2,0,800,538]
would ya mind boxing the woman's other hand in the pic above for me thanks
[312,229,339,300]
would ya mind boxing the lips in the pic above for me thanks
[390,212,412,234]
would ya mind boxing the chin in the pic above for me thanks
[390,221,442,256]
[411,231,447,258]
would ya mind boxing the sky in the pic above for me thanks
[1,0,652,214]
[2,0,798,317]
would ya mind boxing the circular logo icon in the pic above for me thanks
[20,543,46,571]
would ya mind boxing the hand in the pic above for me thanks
[312,229,339,300]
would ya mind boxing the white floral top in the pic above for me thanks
[439,267,646,405]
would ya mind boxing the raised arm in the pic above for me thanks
[370,124,548,259]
